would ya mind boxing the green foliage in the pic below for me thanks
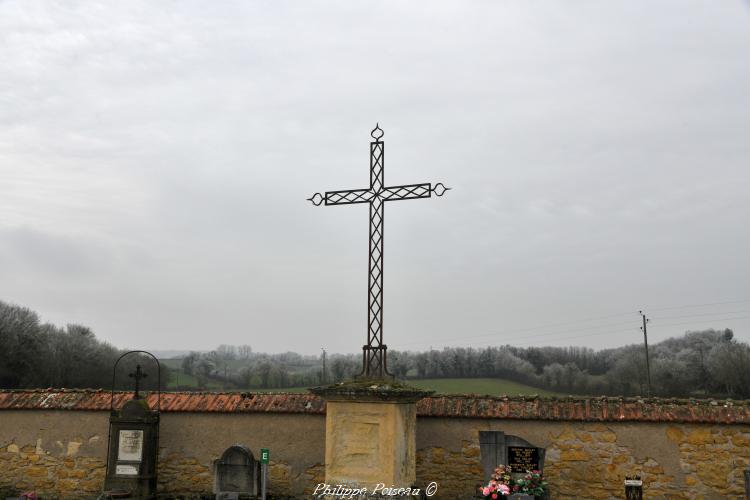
[0,300,171,390]
[406,378,556,396]
[3,298,748,398]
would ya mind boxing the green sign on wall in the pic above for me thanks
[260,448,269,464]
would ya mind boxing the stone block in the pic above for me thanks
[599,431,617,443]
[312,379,431,490]
[80,479,101,492]
[686,428,712,445]
[665,426,684,443]
[25,466,48,477]
[57,478,79,491]
[67,469,88,479]
[560,449,590,461]
[731,433,750,447]
[325,400,416,488]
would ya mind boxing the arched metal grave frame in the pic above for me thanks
[105,350,161,494]
[109,350,161,412]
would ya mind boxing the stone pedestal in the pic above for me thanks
[310,379,433,490]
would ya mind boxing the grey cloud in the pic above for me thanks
[1,0,749,353]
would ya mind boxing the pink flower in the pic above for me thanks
[498,484,510,495]
[482,487,490,496]
[491,495,497,499]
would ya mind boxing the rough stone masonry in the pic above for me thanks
[0,390,749,498]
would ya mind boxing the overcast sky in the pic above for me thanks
[1,1,749,355]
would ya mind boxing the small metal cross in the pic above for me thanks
[308,124,449,378]
[128,364,148,399]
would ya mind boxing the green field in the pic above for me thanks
[406,378,556,397]
[162,356,555,395]
[245,379,555,396]
[169,370,225,390]
[164,363,555,396]
[252,386,310,393]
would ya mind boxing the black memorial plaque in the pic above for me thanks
[507,446,540,473]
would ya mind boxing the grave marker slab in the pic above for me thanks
[104,354,161,499]
[479,431,546,479]
[213,445,260,499]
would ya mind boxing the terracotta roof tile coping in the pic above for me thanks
[0,389,748,424]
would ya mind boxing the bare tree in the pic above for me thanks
[237,344,253,359]
[216,344,237,361]
[181,352,200,375]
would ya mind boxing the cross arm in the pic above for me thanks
[381,183,431,201]
[381,182,450,201]
[307,189,373,206]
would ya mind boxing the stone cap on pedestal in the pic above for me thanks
[309,378,434,403]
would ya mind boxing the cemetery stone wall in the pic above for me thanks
[0,390,749,499]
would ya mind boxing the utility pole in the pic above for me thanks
[639,311,652,397]
[321,347,327,384]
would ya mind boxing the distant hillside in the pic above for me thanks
[3,299,748,399]
[0,300,171,391]
[150,349,199,359]
[406,378,556,397]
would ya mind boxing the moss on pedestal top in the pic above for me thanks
[309,378,434,402]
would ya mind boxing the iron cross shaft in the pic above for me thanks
[308,124,449,378]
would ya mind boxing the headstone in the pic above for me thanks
[104,398,159,498]
[479,431,546,480]
[213,445,260,499]
[624,476,643,500]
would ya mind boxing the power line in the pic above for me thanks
[394,299,750,350]
[394,313,636,349]
[511,314,749,348]
[650,315,750,329]
[511,328,640,348]
[398,327,637,351]
[392,311,750,351]
[650,310,750,321]
[648,298,750,312]
[401,310,750,350]
[398,317,637,348]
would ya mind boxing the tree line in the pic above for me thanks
[389,328,750,398]
[0,300,168,391]
[176,328,750,398]
[178,347,356,390]
[2,299,748,398]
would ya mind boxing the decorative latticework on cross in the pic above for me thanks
[128,364,148,399]
[308,124,449,378]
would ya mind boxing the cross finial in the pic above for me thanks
[128,364,148,399]
[371,123,384,142]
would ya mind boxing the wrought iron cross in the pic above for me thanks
[128,364,148,399]
[308,124,449,378]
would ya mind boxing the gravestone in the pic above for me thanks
[479,431,547,499]
[479,431,545,480]
[104,353,161,498]
[104,398,159,497]
[213,445,261,499]
[624,476,643,500]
